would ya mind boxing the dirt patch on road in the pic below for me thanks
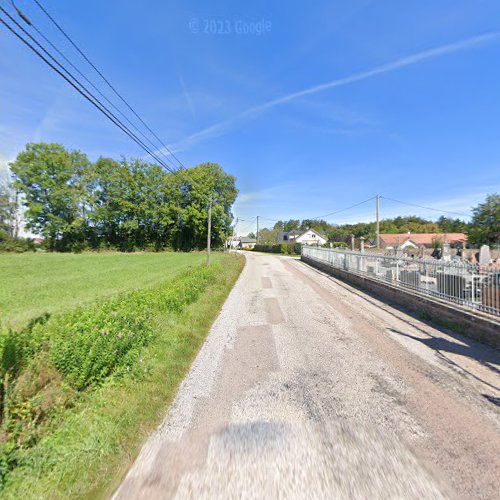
[261,277,272,288]
[265,297,285,324]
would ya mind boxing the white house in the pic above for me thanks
[277,228,327,246]
[229,236,256,249]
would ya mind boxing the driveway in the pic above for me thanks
[114,252,500,499]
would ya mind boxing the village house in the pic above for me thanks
[230,236,257,249]
[277,228,328,246]
[379,232,468,250]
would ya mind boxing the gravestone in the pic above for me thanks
[442,242,451,262]
[479,245,491,265]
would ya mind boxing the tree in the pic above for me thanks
[283,219,299,232]
[257,227,279,244]
[299,219,329,234]
[468,194,500,246]
[0,181,16,239]
[10,143,90,251]
[168,163,238,251]
[247,232,256,239]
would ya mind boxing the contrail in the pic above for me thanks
[165,31,500,153]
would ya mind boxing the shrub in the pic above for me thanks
[0,237,36,253]
[0,263,219,485]
[253,243,302,254]
[49,265,217,390]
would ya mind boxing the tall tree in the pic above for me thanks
[169,163,238,250]
[0,181,16,239]
[468,193,500,246]
[10,143,90,251]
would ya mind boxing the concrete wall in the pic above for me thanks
[302,255,500,349]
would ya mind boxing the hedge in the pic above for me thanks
[253,243,302,255]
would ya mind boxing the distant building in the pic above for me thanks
[277,228,327,246]
[379,233,467,249]
[231,236,256,249]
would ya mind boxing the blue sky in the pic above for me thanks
[1,0,499,233]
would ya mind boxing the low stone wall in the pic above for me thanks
[302,255,500,349]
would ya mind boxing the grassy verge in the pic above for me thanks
[0,252,207,329]
[0,253,244,498]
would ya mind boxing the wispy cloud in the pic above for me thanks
[179,75,196,120]
[166,31,500,153]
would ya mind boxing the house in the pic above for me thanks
[277,228,327,246]
[379,233,467,249]
[231,236,256,249]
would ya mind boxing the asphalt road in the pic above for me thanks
[114,252,500,499]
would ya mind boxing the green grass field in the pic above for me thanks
[0,251,244,498]
[0,252,208,328]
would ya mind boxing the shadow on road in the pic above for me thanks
[387,327,500,392]
[298,260,500,394]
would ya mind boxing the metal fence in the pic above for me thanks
[302,246,500,318]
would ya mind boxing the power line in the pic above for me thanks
[30,0,184,169]
[9,3,177,170]
[0,8,176,174]
[380,196,470,218]
[259,216,280,222]
[237,218,257,234]
[310,196,376,220]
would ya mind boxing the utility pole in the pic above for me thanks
[207,198,212,267]
[256,216,259,243]
[376,194,380,249]
[232,217,238,252]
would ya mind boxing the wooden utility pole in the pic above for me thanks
[376,194,380,249]
[256,216,259,243]
[207,198,212,267]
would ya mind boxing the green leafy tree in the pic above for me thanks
[257,227,279,244]
[0,181,16,239]
[283,219,300,232]
[436,216,468,233]
[468,193,500,246]
[168,163,238,251]
[299,219,329,234]
[10,143,90,251]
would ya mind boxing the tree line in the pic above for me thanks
[254,195,499,247]
[1,143,238,252]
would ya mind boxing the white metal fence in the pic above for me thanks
[302,246,500,318]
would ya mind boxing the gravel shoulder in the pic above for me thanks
[114,252,500,499]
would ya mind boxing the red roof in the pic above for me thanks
[379,233,467,245]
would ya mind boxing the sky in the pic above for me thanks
[1,0,499,235]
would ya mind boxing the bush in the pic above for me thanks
[48,265,217,390]
[0,237,36,253]
[253,244,281,253]
[0,264,219,484]
[253,243,302,255]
